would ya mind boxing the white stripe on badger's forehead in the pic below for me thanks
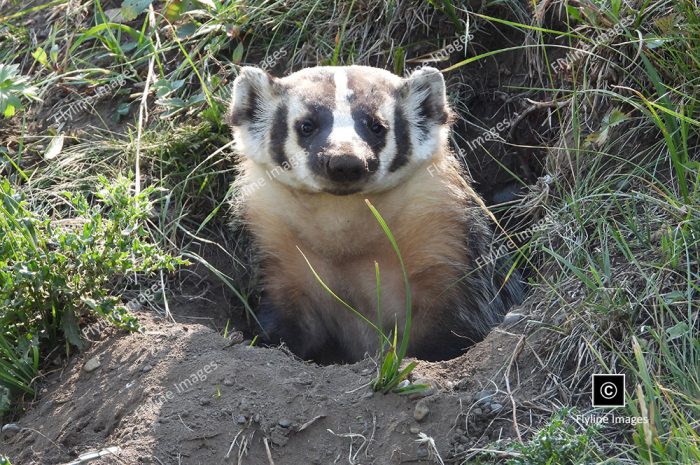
[333,69,352,110]
[331,69,358,145]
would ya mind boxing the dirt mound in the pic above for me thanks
[1,308,543,464]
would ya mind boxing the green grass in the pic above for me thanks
[457,0,699,462]
[0,0,699,461]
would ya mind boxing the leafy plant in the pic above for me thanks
[476,409,602,465]
[0,175,186,413]
[0,64,38,118]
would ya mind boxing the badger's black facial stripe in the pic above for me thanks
[298,105,334,177]
[351,109,387,158]
[270,104,289,167]
[390,104,411,172]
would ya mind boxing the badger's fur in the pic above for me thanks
[228,65,521,362]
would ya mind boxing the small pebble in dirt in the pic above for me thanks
[236,415,247,425]
[83,356,101,373]
[413,399,430,422]
[501,312,524,327]
[490,403,503,413]
[141,364,153,373]
[1,423,21,437]
[472,407,483,416]
[416,447,428,458]
[200,398,211,406]
[409,426,420,434]
[278,418,292,428]
[473,389,494,404]
[223,378,235,387]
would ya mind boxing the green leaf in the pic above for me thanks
[231,42,244,64]
[587,108,629,146]
[121,0,153,21]
[611,0,621,16]
[62,309,85,350]
[566,5,582,22]
[393,47,405,76]
[3,104,15,118]
[663,290,686,304]
[49,44,59,63]
[666,322,689,341]
[32,47,49,68]
[164,0,183,21]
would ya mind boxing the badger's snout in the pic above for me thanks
[325,154,368,183]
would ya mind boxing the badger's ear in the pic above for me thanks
[227,66,280,127]
[400,67,450,131]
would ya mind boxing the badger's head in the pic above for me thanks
[227,65,451,195]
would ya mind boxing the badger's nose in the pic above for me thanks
[326,155,366,183]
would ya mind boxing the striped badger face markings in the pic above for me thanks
[228,65,450,195]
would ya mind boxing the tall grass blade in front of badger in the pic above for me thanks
[299,200,426,394]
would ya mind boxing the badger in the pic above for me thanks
[227,65,521,362]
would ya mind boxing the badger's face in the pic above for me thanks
[228,65,450,195]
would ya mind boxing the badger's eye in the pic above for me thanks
[299,120,316,136]
[367,118,386,135]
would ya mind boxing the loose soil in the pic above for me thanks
[2,302,546,464]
